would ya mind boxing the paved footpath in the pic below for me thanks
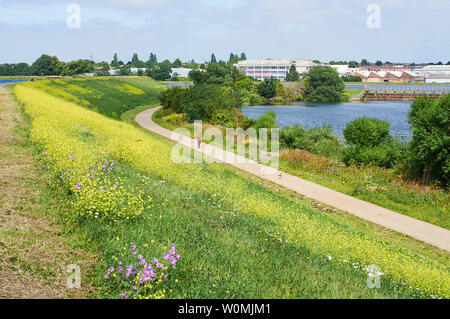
[136,107,450,252]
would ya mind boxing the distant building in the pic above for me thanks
[413,65,450,83]
[359,65,412,72]
[329,64,356,76]
[294,59,319,74]
[237,60,291,81]
[351,70,424,83]
[130,68,148,74]
[170,67,193,78]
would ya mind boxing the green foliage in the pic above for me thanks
[172,58,182,68]
[343,117,391,147]
[343,145,389,167]
[259,77,279,99]
[30,54,62,76]
[131,53,146,68]
[348,61,359,68]
[189,62,240,86]
[182,84,240,122]
[342,117,407,168]
[408,95,450,185]
[285,64,300,82]
[63,59,92,76]
[211,109,236,127]
[0,62,31,76]
[159,87,187,113]
[280,124,343,157]
[253,111,279,132]
[118,66,132,76]
[147,60,172,81]
[111,53,120,68]
[28,77,166,119]
[304,66,345,103]
[342,75,362,82]
[148,53,158,64]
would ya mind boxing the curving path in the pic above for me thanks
[136,107,450,252]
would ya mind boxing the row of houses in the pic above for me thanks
[352,70,425,83]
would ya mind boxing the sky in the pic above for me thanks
[0,0,449,64]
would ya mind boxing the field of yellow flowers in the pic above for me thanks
[14,81,449,299]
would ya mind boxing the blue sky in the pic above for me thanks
[0,0,449,64]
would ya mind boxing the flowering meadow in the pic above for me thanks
[14,81,449,299]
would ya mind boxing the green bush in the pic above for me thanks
[182,84,240,122]
[259,78,279,99]
[280,124,343,157]
[304,66,345,103]
[342,117,407,168]
[408,94,449,185]
[343,117,391,147]
[253,111,279,134]
[211,109,236,127]
[342,145,390,167]
[159,87,186,113]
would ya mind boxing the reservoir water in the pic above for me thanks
[0,79,29,85]
[242,101,412,137]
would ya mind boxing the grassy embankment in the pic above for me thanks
[342,88,364,101]
[24,76,167,120]
[13,77,449,299]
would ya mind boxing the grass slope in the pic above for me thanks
[13,79,450,299]
[24,76,167,119]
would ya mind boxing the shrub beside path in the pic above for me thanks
[136,107,450,252]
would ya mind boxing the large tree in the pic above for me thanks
[348,61,359,68]
[285,64,300,81]
[172,58,182,68]
[408,94,449,185]
[63,59,91,75]
[111,53,119,67]
[259,77,279,99]
[148,60,172,80]
[303,66,345,103]
[30,54,55,75]
[210,53,217,64]
[360,59,370,66]
[131,53,144,67]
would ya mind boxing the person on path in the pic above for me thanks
[197,134,202,149]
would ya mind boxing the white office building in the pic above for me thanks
[236,60,291,81]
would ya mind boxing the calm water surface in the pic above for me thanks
[0,79,29,85]
[242,101,412,137]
